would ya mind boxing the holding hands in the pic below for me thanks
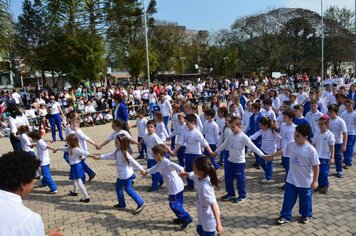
[262,155,273,162]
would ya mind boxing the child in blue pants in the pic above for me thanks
[340,99,356,168]
[143,144,192,229]
[264,124,320,224]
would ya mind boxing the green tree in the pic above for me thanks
[325,6,355,33]
[0,0,14,57]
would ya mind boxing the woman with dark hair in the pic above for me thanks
[7,103,30,151]
[113,93,129,131]
[48,94,65,143]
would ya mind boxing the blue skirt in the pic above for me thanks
[70,162,84,180]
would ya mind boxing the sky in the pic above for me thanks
[10,0,356,31]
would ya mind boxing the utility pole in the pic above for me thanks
[142,0,150,88]
[321,0,324,80]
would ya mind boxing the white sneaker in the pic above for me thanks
[260,178,270,184]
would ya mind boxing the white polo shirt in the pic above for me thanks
[158,99,172,117]
[147,158,184,195]
[0,190,44,236]
[49,101,61,115]
[136,118,148,138]
[143,133,164,159]
[203,120,219,145]
[340,111,356,135]
[36,139,50,166]
[178,128,208,155]
[329,117,347,144]
[312,130,335,159]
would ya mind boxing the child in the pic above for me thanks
[138,120,165,192]
[181,156,223,235]
[94,111,105,125]
[250,117,281,183]
[293,104,310,126]
[158,93,172,134]
[216,106,228,135]
[340,99,356,169]
[245,102,263,169]
[70,118,98,182]
[312,116,335,194]
[170,104,181,150]
[184,103,203,131]
[83,112,94,127]
[217,113,233,166]
[305,99,323,135]
[28,131,58,194]
[264,124,320,224]
[130,109,147,159]
[203,109,220,169]
[98,120,138,150]
[104,109,113,122]
[172,114,214,190]
[54,134,96,203]
[289,95,298,109]
[95,134,146,214]
[261,98,277,124]
[154,111,169,142]
[213,117,265,203]
[199,103,210,125]
[170,113,188,167]
[328,104,347,178]
[143,144,193,228]
[17,125,36,158]
[279,109,297,188]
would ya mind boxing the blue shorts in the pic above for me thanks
[70,162,84,180]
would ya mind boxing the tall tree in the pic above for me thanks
[325,6,355,33]
[0,0,14,57]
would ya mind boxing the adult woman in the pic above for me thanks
[148,87,157,119]
[48,94,65,142]
[113,93,129,131]
[7,103,30,151]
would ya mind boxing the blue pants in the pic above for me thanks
[334,144,343,174]
[185,154,199,188]
[149,102,156,119]
[318,158,330,187]
[49,113,64,141]
[225,159,246,198]
[177,146,186,167]
[258,155,273,180]
[282,156,290,181]
[81,160,95,182]
[147,159,163,190]
[204,144,219,169]
[219,150,227,164]
[138,137,147,158]
[10,135,22,151]
[169,191,191,222]
[252,140,261,164]
[280,182,312,221]
[116,174,144,207]
[343,135,356,166]
[171,133,176,150]
[196,225,215,236]
[163,116,170,135]
[41,165,58,192]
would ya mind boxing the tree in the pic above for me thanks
[0,0,14,57]
[325,6,355,33]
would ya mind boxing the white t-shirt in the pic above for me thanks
[143,133,164,159]
[279,123,297,156]
[215,132,264,163]
[136,118,148,138]
[158,99,172,117]
[100,150,143,180]
[11,92,21,104]
[133,90,141,100]
[283,141,320,188]
[107,130,133,142]
[49,101,61,115]
[155,121,169,142]
[178,128,208,155]
[215,117,225,134]
[312,130,335,159]
[261,108,276,121]
[0,190,44,236]
[20,134,34,152]
[329,117,347,144]
[36,139,50,166]
[149,93,156,103]
[296,93,307,105]
[147,158,184,195]
[188,173,219,232]
[250,129,281,154]
[9,115,29,134]
[74,129,90,156]
[305,110,323,135]
[59,147,90,165]
[340,111,356,135]
[203,120,219,145]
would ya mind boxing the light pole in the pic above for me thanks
[142,0,150,88]
[354,0,356,74]
[223,56,228,78]
[321,0,324,81]
[180,57,185,74]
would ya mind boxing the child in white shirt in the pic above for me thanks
[203,109,220,169]
[154,111,169,142]
[143,144,192,229]
[95,134,146,214]
[340,99,356,168]
[130,109,147,159]
[312,116,335,194]
[170,113,188,167]
[17,125,35,158]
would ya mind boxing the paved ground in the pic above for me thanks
[1,122,355,236]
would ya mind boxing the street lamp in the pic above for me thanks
[354,0,356,74]
[223,56,228,78]
[142,0,150,88]
[180,57,186,74]
[321,0,324,81]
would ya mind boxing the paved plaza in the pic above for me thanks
[1,122,355,236]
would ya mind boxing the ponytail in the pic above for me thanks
[194,156,220,189]
[259,116,279,133]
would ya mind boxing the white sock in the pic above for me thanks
[75,179,89,199]
[73,181,78,193]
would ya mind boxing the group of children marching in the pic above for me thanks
[15,88,356,235]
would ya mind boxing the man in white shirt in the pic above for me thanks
[0,151,64,236]
[11,89,23,106]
